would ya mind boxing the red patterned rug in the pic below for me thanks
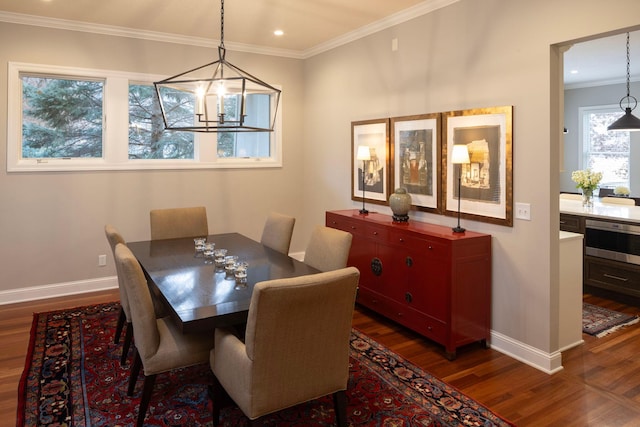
[17,302,515,426]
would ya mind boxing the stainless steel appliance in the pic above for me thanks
[585,219,640,265]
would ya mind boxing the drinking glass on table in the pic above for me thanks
[234,262,248,289]
[214,248,228,271]
[224,255,239,278]
[203,243,215,264]
[194,237,207,256]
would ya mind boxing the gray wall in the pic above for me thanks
[562,81,640,193]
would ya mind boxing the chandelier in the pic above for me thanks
[154,0,281,133]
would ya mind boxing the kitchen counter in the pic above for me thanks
[560,198,640,223]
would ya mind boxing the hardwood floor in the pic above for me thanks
[2,290,640,426]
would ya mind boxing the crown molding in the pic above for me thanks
[302,0,460,58]
[0,0,460,60]
[0,11,305,59]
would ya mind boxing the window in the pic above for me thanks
[217,94,272,158]
[8,62,282,172]
[128,83,194,159]
[22,75,104,158]
[580,105,630,188]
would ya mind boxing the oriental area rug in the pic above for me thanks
[582,302,639,337]
[18,302,515,427]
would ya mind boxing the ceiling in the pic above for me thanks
[0,0,433,55]
[564,30,640,88]
[0,0,637,87]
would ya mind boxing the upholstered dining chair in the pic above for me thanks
[303,225,353,272]
[150,206,208,240]
[259,212,296,254]
[209,266,360,426]
[104,224,133,365]
[114,243,214,427]
[600,196,636,206]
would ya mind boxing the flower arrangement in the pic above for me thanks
[571,169,602,192]
[614,186,630,196]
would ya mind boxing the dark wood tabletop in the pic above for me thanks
[127,232,319,333]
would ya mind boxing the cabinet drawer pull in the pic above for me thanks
[603,273,629,282]
[373,231,378,235]
[405,292,413,303]
[428,245,433,250]
[399,238,404,242]
[350,225,356,230]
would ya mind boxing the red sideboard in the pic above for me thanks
[326,210,492,359]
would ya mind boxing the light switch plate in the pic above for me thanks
[515,202,531,220]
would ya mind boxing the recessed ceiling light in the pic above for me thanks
[274,30,284,36]
[570,70,579,74]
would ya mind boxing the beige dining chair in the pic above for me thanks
[105,224,169,365]
[150,206,208,240]
[559,193,583,201]
[600,196,636,206]
[209,266,360,426]
[104,224,133,365]
[260,212,296,255]
[303,225,353,272]
[115,243,214,427]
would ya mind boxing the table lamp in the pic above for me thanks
[451,144,470,233]
[357,145,371,214]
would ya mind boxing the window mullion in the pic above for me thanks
[104,76,130,165]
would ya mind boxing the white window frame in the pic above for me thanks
[7,62,282,172]
[578,104,630,189]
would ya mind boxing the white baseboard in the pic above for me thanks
[490,330,564,374]
[0,276,118,306]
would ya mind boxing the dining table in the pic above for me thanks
[127,232,320,333]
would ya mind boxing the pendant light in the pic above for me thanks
[608,32,640,132]
[154,0,281,133]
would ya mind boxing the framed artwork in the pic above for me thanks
[443,106,513,227]
[390,113,441,213]
[351,118,390,206]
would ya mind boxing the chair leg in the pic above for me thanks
[128,348,142,396]
[136,374,157,427]
[333,390,347,427]
[114,307,126,343]
[209,376,225,427]
[120,322,133,366]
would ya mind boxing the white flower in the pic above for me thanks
[571,169,602,191]
[614,186,630,196]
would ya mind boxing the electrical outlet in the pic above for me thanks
[98,254,107,266]
[515,202,531,221]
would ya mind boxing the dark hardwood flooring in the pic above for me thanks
[2,289,640,426]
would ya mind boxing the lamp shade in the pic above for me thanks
[451,144,470,164]
[357,145,371,161]
[607,107,640,131]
